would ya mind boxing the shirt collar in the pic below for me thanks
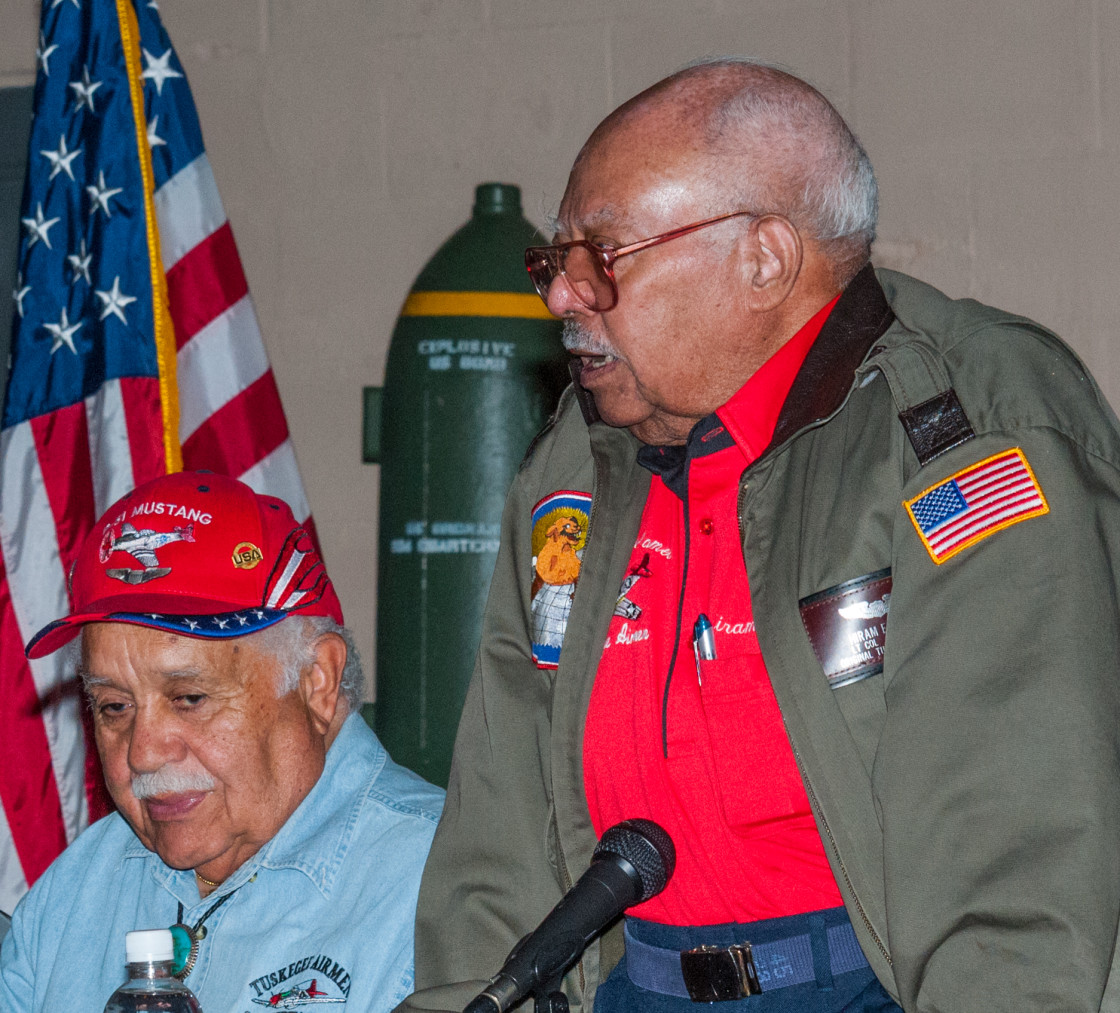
[122,712,382,904]
[717,292,841,464]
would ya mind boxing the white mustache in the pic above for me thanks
[132,767,215,799]
[562,320,619,359]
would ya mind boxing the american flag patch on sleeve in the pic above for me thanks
[904,448,1049,564]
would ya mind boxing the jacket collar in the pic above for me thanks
[766,263,895,453]
[572,263,894,451]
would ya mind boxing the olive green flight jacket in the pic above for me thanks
[399,267,1120,1012]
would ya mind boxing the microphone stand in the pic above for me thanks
[532,973,569,1013]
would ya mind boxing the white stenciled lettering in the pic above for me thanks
[459,355,508,372]
[418,339,516,357]
[429,521,501,537]
[416,537,500,554]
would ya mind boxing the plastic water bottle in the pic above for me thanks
[103,928,202,1012]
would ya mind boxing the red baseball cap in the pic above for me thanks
[26,471,343,658]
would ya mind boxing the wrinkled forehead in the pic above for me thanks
[79,621,265,686]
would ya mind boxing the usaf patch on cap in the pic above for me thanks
[904,447,1048,564]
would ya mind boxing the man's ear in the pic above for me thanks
[741,214,803,312]
[299,631,346,735]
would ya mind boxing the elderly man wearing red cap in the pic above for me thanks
[0,471,444,1013]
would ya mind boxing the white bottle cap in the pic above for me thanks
[125,928,174,963]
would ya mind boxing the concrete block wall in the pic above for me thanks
[3,1,1117,699]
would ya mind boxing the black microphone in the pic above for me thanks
[463,818,675,1013]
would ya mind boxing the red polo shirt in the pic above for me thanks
[583,296,844,926]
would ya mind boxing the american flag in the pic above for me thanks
[0,0,313,914]
[905,448,1049,564]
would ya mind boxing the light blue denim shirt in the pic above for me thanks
[0,713,443,1012]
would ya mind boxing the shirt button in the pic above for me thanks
[698,517,714,535]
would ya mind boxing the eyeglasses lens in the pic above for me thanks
[526,243,616,312]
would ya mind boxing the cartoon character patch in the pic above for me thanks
[904,447,1048,564]
[99,521,195,584]
[530,490,591,669]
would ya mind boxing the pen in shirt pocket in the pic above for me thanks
[692,613,717,684]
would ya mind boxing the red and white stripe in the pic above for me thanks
[161,152,311,524]
[0,152,312,913]
[924,451,1046,560]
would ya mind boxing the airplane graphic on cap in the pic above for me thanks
[99,522,195,585]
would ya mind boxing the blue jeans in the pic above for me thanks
[593,908,902,1013]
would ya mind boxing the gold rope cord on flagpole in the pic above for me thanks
[115,0,183,473]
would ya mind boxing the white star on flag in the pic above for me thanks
[69,66,101,113]
[50,0,81,8]
[13,274,31,318]
[141,48,182,95]
[67,239,92,285]
[94,276,137,324]
[147,115,166,148]
[41,134,81,182]
[86,170,123,217]
[42,307,82,355]
[22,202,60,249]
[36,33,59,76]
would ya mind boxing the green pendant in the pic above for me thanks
[169,922,198,979]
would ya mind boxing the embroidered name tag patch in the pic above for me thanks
[799,569,892,688]
[904,448,1048,564]
[530,489,592,669]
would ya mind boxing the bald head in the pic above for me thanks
[576,60,877,286]
[550,60,877,445]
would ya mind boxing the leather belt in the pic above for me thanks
[623,919,869,1002]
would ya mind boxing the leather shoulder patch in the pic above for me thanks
[897,389,975,465]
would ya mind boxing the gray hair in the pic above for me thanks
[254,615,363,713]
[616,58,878,285]
[74,616,364,714]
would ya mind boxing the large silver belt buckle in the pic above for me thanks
[679,942,762,1002]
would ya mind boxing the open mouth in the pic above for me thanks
[580,353,616,370]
